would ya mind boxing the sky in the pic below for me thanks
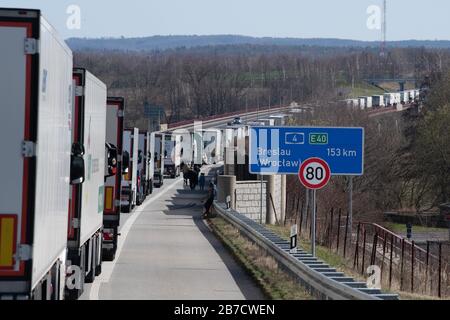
[1,0,449,41]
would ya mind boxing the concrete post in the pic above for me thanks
[281,175,286,225]
[217,175,236,209]
[265,175,276,225]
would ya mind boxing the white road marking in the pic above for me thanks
[89,179,182,300]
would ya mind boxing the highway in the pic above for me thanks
[81,167,265,300]
[80,105,409,300]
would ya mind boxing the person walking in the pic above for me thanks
[199,173,206,191]
[182,163,190,186]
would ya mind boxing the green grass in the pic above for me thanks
[208,216,314,300]
[383,222,448,234]
[346,83,385,98]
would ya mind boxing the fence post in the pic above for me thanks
[411,241,415,293]
[438,243,442,298]
[354,222,361,268]
[336,209,342,254]
[381,231,386,283]
[425,241,430,294]
[361,228,367,275]
[371,233,378,266]
[329,208,334,249]
[343,210,349,258]
[389,234,394,289]
[400,239,405,291]
[299,201,304,237]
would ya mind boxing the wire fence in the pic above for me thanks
[286,200,449,298]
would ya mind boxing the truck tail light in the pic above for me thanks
[0,215,17,269]
[103,230,114,241]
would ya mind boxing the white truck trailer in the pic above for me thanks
[164,133,182,178]
[359,96,372,109]
[102,97,125,261]
[144,132,155,196]
[66,68,107,299]
[372,95,385,107]
[137,131,154,202]
[121,128,139,212]
[0,8,73,300]
[201,129,223,165]
[153,133,165,187]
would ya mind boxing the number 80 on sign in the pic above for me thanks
[298,158,331,190]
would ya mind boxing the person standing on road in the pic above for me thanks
[182,163,190,186]
[202,182,217,219]
[199,173,206,191]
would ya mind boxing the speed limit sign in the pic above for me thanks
[299,158,331,190]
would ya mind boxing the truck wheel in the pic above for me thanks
[149,182,153,194]
[65,248,86,300]
[130,192,135,210]
[95,262,102,276]
[85,241,96,283]
[95,235,102,276]
[102,250,116,262]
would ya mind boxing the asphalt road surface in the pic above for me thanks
[80,169,264,300]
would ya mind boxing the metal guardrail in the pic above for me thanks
[213,201,400,300]
[167,105,292,130]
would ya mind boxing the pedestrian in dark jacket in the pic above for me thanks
[199,173,206,191]
[202,182,217,218]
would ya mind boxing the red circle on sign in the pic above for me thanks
[298,158,331,190]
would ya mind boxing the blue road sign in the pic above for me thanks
[249,126,364,175]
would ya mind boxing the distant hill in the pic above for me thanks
[66,35,450,52]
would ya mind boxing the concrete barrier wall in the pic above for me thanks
[235,181,267,222]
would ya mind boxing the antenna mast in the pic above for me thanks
[381,0,387,56]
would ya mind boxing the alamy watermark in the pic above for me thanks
[66,4,81,30]
[366,5,382,30]
[366,265,382,289]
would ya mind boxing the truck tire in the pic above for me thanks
[65,247,86,300]
[85,240,96,283]
[148,181,153,194]
[95,234,102,277]
[102,250,116,262]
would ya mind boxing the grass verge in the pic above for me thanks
[383,222,448,234]
[207,216,314,300]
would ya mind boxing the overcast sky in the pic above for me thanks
[2,0,449,40]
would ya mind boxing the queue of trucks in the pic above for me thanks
[0,7,269,300]
[0,8,207,300]
[344,89,420,110]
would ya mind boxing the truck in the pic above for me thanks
[137,131,154,202]
[0,8,73,300]
[66,68,107,299]
[359,96,372,109]
[372,95,385,108]
[269,115,286,126]
[121,128,139,212]
[384,93,396,107]
[144,132,155,196]
[164,133,182,178]
[179,131,198,168]
[201,129,223,165]
[102,97,125,261]
[153,133,165,187]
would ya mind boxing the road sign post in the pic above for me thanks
[298,157,331,256]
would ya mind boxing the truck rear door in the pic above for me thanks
[0,12,38,281]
